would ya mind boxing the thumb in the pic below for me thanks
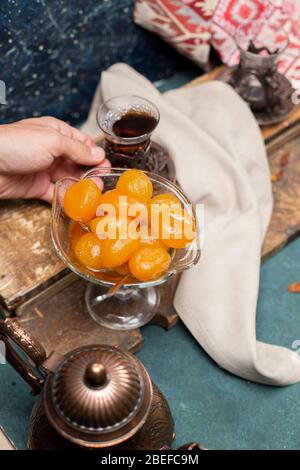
[55,134,105,165]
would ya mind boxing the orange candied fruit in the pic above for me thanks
[66,170,196,282]
[116,169,153,203]
[149,193,181,212]
[139,231,165,250]
[160,208,196,249]
[129,246,171,282]
[74,232,103,270]
[96,189,148,221]
[100,238,141,269]
[64,179,102,223]
[89,215,135,241]
[68,221,87,251]
[148,193,181,238]
[96,189,123,216]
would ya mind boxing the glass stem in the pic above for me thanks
[85,283,138,306]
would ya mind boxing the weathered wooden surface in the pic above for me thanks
[16,273,143,355]
[0,200,65,311]
[14,272,179,355]
[263,127,300,258]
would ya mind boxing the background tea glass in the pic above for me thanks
[218,20,293,125]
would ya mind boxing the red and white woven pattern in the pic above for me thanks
[134,0,215,64]
[134,0,300,87]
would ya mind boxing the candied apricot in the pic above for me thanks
[89,216,103,234]
[149,193,182,239]
[64,179,102,223]
[68,221,87,251]
[97,189,147,222]
[140,231,165,250]
[160,209,196,249]
[149,193,181,212]
[129,246,171,282]
[116,169,153,203]
[96,189,119,215]
[100,238,141,268]
[89,215,135,240]
[74,232,103,270]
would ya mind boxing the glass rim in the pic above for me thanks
[96,94,160,143]
[235,20,289,58]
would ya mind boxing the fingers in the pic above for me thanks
[21,172,54,203]
[0,158,111,203]
[0,117,108,204]
[22,172,54,203]
[38,181,55,203]
[39,117,106,165]
[48,154,111,187]
[48,158,85,182]
[25,116,96,148]
[52,133,105,165]
[38,116,97,148]
[22,116,106,166]
[0,172,54,203]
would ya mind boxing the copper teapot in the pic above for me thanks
[0,318,177,450]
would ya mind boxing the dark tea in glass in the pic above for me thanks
[112,110,158,139]
[97,95,160,163]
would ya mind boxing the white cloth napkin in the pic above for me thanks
[82,63,300,386]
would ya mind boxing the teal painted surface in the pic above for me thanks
[1,236,300,449]
[137,237,300,450]
[154,71,198,93]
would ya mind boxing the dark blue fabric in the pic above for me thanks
[0,0,197,125]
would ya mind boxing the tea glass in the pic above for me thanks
[218,20,293,125]
[97,95,160,168]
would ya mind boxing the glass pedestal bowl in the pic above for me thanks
[51,168,200,330]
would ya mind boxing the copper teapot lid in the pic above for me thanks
[43,345,152,448]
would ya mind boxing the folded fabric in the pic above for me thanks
[133,0,300,88]
[82,63,300,386]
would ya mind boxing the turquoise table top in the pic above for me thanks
[1,74,300,450]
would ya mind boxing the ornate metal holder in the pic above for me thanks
[218,21,295,126]
[101,141,176,182]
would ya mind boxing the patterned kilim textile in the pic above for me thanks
[134,0,300,87]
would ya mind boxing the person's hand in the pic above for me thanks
[0,116,109,202]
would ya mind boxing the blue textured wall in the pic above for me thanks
[0,0,195,125]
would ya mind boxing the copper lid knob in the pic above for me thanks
[84,362,107,388]
[43,345,153,448]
